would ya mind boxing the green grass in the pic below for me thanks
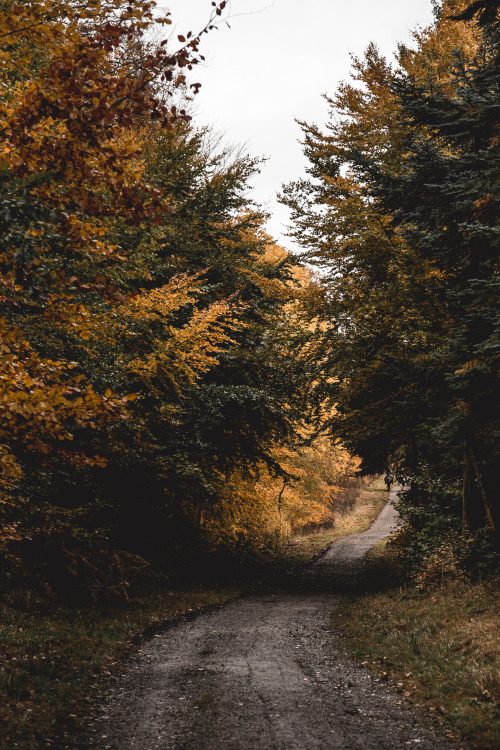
[0,586,241,749]
[336,551,500,749]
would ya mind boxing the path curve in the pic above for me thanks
[81,488,458,750]
[300,486,400,591]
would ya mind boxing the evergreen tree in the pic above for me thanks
[282,0,499,565]
[375,1,500,536]
[280,7,477,475]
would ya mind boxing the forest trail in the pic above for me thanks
[80,488,458,750]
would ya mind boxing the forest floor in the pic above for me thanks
[76,488,460,750]
[337,547,500,749]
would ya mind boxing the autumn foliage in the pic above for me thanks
[0,0,356,598]
[5,0,495,597]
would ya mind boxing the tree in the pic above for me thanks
[0,1,364,596]
[280,5,478,473]
[281,0,499,568]
[0,0,249,588]
[376,0,500,536]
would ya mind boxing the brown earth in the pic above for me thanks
[78,488,460,750]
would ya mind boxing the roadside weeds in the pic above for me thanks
[336,546,500,750]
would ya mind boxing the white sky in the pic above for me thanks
[160,0,436,251]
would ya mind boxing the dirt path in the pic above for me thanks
[80,488,458,750]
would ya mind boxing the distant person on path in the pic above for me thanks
[397,472,408,488]
[384,469,393,491]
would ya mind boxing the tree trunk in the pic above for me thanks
[467,443,497,540]
[462,442,474,535]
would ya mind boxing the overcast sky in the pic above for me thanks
[160,0,436,250]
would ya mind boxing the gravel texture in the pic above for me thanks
[79,489,459,750]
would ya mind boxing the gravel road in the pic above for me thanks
[80,488,459,750]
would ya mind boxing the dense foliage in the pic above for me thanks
[2,0,498,596]
[0,0,356,599]
[281,0,499,573]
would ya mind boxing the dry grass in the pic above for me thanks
[285,476,388,564]
[337,570,500,749]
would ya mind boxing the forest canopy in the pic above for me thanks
[0,0,498,599]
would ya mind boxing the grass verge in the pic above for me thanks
[336,548,500,749]
[0,586,241,749]
[284,477,388,566]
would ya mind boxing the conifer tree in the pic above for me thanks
[282,0,499,562]
[280,2,478,474]
[376,0,500,536]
